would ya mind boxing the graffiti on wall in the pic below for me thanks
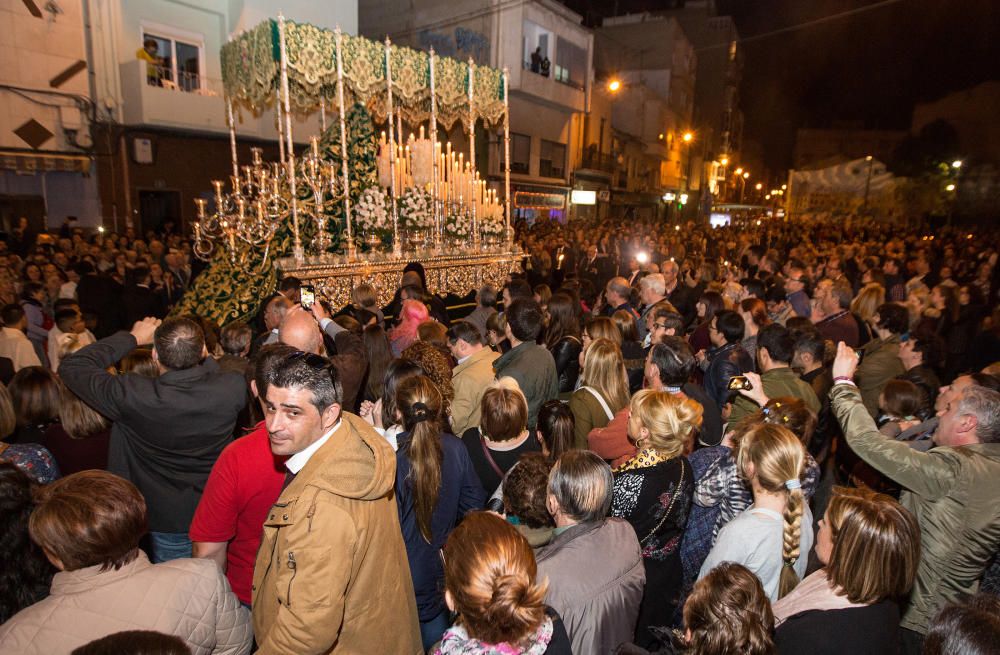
[418,26,490,63]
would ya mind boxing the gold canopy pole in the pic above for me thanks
[429,47,440,251]
[275,87,285,165]
[278,14,302,261]
[385,37,401,257]
[226,98,239,182]
[319,97,327,133]
[335,26,356,260]
[503,67,511,247]
[468,58,478,250]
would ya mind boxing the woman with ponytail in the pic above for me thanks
[699,422,813,601]
[610,389,698,648]
[435,511,572,654]
[394,375,485,650]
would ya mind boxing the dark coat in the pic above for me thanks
[703,341,754,410]
[550,335,582,394]
[776,601,902,655]
[59,332,247,533]
[77,274,123,338]
[395,431,484,622]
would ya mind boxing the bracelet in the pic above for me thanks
[833,376,855,385]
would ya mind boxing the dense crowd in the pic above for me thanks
[0,213,998,655]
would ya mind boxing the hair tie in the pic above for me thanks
[785,478,801,491]
[410,402,432,424]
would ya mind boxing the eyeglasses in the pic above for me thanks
[653,322,668,331]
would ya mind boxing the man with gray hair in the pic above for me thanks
[831,342,1000,654]
[536,450,645,655]
[637,273,667,342]
[463,283,498,341]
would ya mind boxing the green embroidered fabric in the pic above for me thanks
[173,104,380,326]
[220,20,505,128]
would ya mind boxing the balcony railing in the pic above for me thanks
[580,152,616,173]
[141,64,223,96]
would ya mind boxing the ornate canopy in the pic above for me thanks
[220,20,507,130]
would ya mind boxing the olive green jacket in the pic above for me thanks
[831,382,1000,634]
[730,366,820,425]
[856,335,905,417]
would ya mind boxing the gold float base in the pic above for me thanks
[277,247,522,308]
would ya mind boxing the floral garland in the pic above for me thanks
[400,187,434,231]
[444,211,470,239]
[354,187,389,233]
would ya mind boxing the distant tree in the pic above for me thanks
[889,119,960,177]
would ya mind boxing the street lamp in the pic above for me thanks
[607,79,622,93]
[720,157,729,166]
[952,160,962,169]
[735,167,743,175]
[681,131,695,192]
[682,131,694,143]
[946,183,956,192]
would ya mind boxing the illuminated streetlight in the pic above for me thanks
[720,157,729,166]
[743,172,749,179]
[735,167,743,175]
[781,184,787,190]
[682,131,694,143]
[765,194,771,200]
[755,183,762,190]
[946,183,956,191]
[952,160,963,169]
[607,79,622,93]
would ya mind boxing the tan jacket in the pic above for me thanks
[251,412,422,654]
[451,347,499,435]
[0,552,251,655]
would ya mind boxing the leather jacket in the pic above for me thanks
[704,341,754,409]
[550,336,582,393]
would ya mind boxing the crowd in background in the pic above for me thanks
[0,212,998,655]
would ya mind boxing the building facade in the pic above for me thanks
[86,0,355,235]
[1,0,99,232]
[594,13,697,220]
[362,0,594,225]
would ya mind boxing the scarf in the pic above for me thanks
[771,569,868,625]
[614,447,669,473]
[434,616,553,655]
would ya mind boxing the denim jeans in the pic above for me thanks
[149,531,192,563]
[420,610,451,652]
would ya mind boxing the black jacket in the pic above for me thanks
[776,601,902,655]
[59,332,247,533]
[703,341,754,410]
[77,274,123,338]
[549,336,582,394]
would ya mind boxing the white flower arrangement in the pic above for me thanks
[480,212,505,236]
[444,212,470,239]
[400,187,434,231]
[354,187,389,233]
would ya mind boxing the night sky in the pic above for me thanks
[562,0,1000,170]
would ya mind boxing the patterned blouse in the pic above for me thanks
[611,449,693,561]
[0,442,60,484]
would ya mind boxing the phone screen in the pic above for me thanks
[300,285,316,308]
[727,376,750,391]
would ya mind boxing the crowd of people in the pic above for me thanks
[0,212,999,655]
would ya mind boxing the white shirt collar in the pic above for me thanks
[457,353,471,365]
[285,419,342,474]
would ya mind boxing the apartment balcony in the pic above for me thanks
[119,60,317,140]
[509,66,586,113]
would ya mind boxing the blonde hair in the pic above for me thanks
[851,283,885,323]
[628,389,702,458]
[580,338,630,414]
[737,423,806,599]
[0,382,16,439]
[584,317,622,346]
[825,486,920,604]
[351,283,377,309]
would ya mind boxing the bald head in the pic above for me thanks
[278,309,323,354]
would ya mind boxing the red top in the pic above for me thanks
[189,423,286,604]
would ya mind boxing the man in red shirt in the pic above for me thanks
[189,344,292,605]
[189,422,286,606]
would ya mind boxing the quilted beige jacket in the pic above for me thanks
[0,552,251,655]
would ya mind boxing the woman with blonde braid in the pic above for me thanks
[394,375,485,650]
[698,423,813,601]
[610,389,698,648]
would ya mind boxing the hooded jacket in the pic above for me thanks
[251,412,422,654]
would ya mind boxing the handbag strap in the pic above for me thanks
[479,431,506,479]
[640,459,687,547]
[581,386,615,421]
